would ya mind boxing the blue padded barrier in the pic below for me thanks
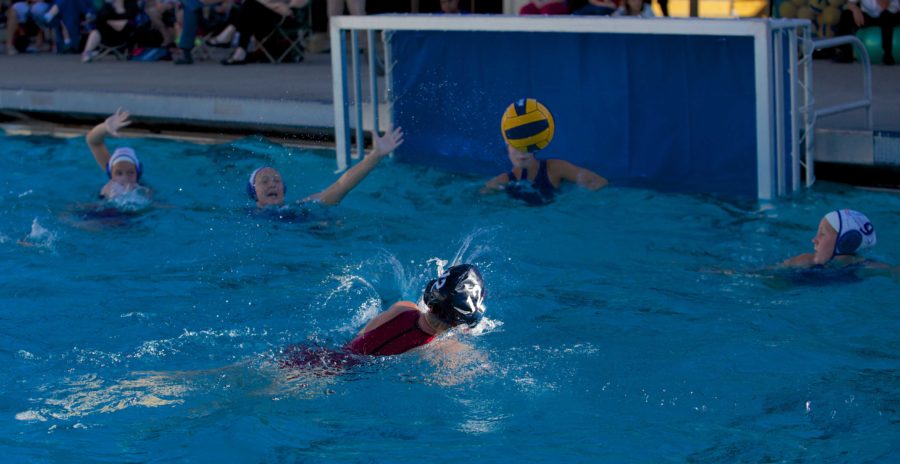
[389,30,759,197]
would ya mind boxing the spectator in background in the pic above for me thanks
[143,0,176,48]
[571,0,618,15]
[6,0,51,54]
[303,0,365,53]
[518,0,568,15]
[220,0,308,65]
[174,0,236,64]
[15,0,80,53]
[833,0,900,65]
[439,0,464,14]
[81,0,139,61]
[612,0,654,16]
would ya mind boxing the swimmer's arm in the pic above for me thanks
[551,159,608,190]
[778,253,816,268]
[421,338,491,386]
[355,301,418,336]
[480,173,511,195]
[86,108,132,171]
[304,127,404,205]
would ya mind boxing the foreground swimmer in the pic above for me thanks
[85,108,150,200]
[480,98,608,205]
[248,127,403,208]
[280,264,488,377]
[781,209,878,268]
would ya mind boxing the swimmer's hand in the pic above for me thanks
[105,108,132,137]
[421,339,491,386]
[370,126,404,159]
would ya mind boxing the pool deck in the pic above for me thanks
[0,51,899,137]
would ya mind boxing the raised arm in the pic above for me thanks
[305,127,404,205]
[85,108,131,172]
[551,159,608,190]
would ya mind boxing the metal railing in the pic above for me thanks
[811,36,873,128]
[801,34,872,187]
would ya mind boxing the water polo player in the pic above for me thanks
[781,209,879,268]
[481,98,608,205]
[85,108,150,200]
[248,127,403,209]
[279,264,487,372]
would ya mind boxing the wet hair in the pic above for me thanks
[422,264,486,328]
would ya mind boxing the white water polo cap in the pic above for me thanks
[823,209,876,256]
[106,147,142,181]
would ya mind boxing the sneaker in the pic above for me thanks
[174,53,193,65]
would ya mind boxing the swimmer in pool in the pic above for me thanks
[64,264,489,407]
[85,108,150,200]
[781,209,880,269]
[702,208,898,286]
[480,144,609,205]
[480,98,608,205]
[280,264,489,381]
[248,127,404,208]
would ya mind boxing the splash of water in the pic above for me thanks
[18,218,56,249]
[106,185,152,211]
[17,372,190,422]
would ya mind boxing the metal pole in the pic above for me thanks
[774,29,786,197]
[384,31,394,138]
[367,29,379,135]
[330,20,350,172]
[352,30,364,160]
[789,27,800,193]
[805,27,814,187]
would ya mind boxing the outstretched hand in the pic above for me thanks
[370,127,404,159]
[105,108,132,137]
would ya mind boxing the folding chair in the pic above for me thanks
[257,2,310,63]
[93,41,130,60]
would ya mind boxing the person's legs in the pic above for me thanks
[176,0,201,63]
[346,0,365,15]
[32,2,68,52]
[224,0,281,63]
[56,0,81,51]
[7,3,28,54]
[27,2,52,51]
[833,9,861,62]
[81,29,101,61]
[657,0,668,16]
[876,11,899,64]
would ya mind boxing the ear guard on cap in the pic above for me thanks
[826,209,876,257]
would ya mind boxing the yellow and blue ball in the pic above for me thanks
[500,98,555,153]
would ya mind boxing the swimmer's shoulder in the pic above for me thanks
[780,253,816,268]
[357,301,420,335]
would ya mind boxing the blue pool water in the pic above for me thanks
[2,132,899,462]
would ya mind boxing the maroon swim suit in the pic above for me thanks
[344,309,435,355]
